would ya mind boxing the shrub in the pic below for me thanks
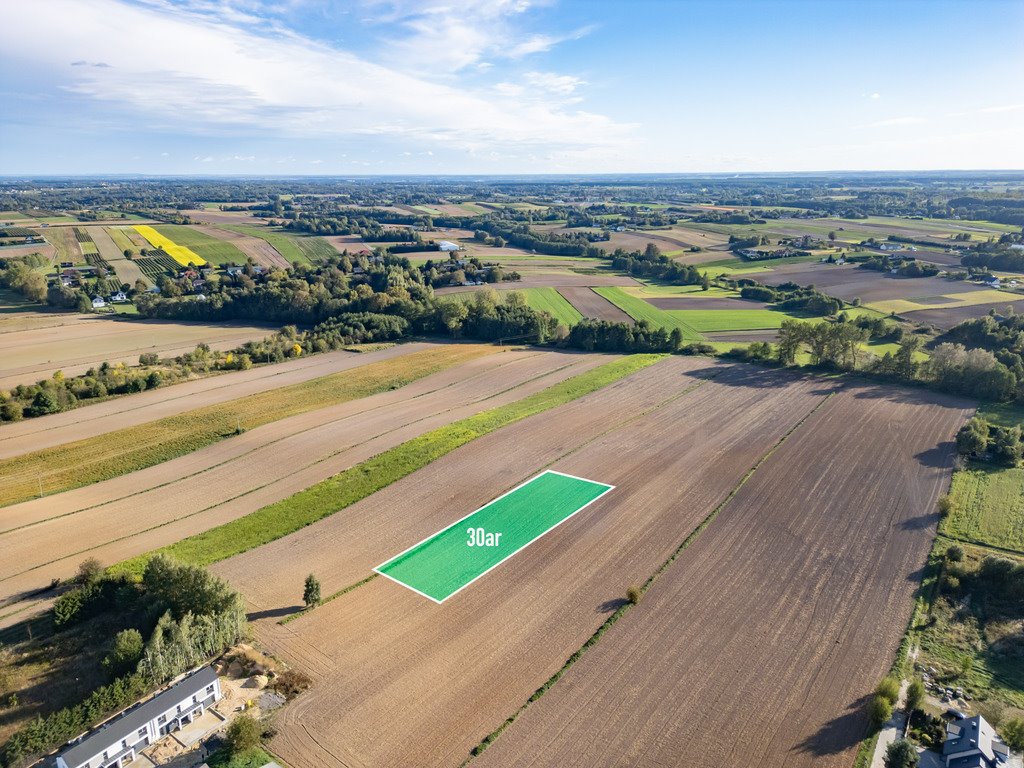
[876,676,901,705]
[103,629,144,678]
[883,738,919,768]
[905,678,925,713]
[626,586,642,605]
[226,714,262,755]
[76,557,104,585]
[1002,718,1024,752]
[271,670,312,699]
[138,352,160,366]
[0,401,24,422]
[868,694,894,728]
[946,545,964,563]
[303,574,321,608]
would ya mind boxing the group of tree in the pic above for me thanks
[956,416,1023,465]
[3,556,246,767]
[609,243,710,288]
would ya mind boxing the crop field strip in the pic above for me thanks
[557,287,633,323]
[0,347,416,460]
[90,226,147,285]
[132,225,207,266]
[192,224,291,269]
[942,462,1024,554]
[0,350,612,619]
[0,318,275,392]
[213,223,337,264]
[0,344,497,507]
[470,385,971,768]
[149,224,248,265]
[220,363,837,768]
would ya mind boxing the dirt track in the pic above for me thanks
[0,317,275,390]
[0,344,426,460]
[242,361,837,768]
[0,349,610,620]
[472,385,972,768]
[557,287,633,323]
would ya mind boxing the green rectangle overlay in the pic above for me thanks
[375,470,614,603]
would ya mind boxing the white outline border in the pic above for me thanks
[373,469,615,604]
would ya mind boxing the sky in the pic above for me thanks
[1,0,1023,175]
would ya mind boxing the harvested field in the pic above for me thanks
[900,301,1024,329]
[0,242,56,261]
[0,317,274,391]
[0,349,610,621]
[224,361,839,768]
[0,346,417,460]
[472,385,971,768]
[323,234,373,256]
[646,296,769,310]
[557,287,633,323]
[760,263,981,304]
[705,329,780,343]
[92,226,147,285]
[0,308,93,335]
[188,208,267,225]
[194,225,290,269]
[437,273,638,294]
[43,226,81,263]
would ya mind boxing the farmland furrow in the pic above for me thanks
[469,385,972,768]
[244,362,835,768]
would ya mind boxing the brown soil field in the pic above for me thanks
[0,309,94,336]
[594,228,730,255]
[194,225,290,269]
[0,345,424,460]
[558,287,633,322]
[0,317,275,390]
[900,301,1024,329]
[228,362,837,768]
[0,349,609,620]
[92,226,147,285]
[646,296,770,310]
[760,263,983,303]
[0,242,56,261]
[472,385,972,768]
[323,234,373,255]
[188,209,267,225]
[437,273,639,294]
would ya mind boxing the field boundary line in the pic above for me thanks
[461,386,837,763]
[934,531,1024,558]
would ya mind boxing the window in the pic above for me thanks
[206,684,215,695]
[138,727,147,738]
[158,715,167,724]
[192,695,199,704]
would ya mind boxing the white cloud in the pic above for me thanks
[0,0,630,163]
[862,116,928,128]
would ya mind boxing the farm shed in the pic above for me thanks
[438,240,460,252]
[55,667,221,768]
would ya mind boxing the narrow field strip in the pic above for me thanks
[593,286,703,338]
[376,471,614,603]
[462,392,834,763]
[0,344,495,508]
[110,355,664,576]
[133,224,207,266]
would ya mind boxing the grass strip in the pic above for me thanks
[593,286,703,339]
[110,354,665,577]
[0,345,495,508]
[462,390,834,762]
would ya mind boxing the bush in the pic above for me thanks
[946,544,964,563]
[76,557,104,585]
[905,678,925,713]
[1002,718,1024,752]
[883,738,919,768]
[626,586,642,605]
[868,694,894,728]
[138,352,160,366]
[271,669,312,699]
[0,401,24,422]
[876,676,901,705]
[103,629,144,678]
[226,714,263,755]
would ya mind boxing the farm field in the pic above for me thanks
[227,361,840,768]
[558,286,633,323]
[0,346,412,459]
[133,225,207,267]
[0,349,611,623]
[472,385,971,768]
[436,271,638,294]
[943,463,1024,554]
[149,224,247,265]
[91,226,147,285]
[214,223,336,264]
[0,317,274,391]
[759,262,981,303]
[193,224,291,268]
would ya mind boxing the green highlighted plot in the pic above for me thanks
[375,470,614,602]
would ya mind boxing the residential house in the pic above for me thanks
[942,714,1012,767]
[880,243,902,252]
[91,296,106,309]
[55,667,221,768]
[110,291,128,303]
[985,277,1002,288]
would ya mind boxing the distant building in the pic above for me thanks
[110,291,128,303]
[942,714,1012,767]
[438,240,460,252]
[55,667,221,768]
[985,277,1001,288]
[880,243,901,252]
[91,296,106,308]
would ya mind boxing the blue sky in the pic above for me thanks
[1,0,1022,175]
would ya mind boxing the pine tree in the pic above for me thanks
[304,574,322,607]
